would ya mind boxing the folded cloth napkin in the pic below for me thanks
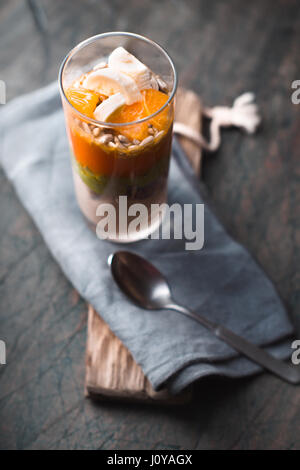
[0,83,294,393]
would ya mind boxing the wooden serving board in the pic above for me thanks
[85,87,203,402]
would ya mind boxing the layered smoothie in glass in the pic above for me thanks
[59,33,177,242]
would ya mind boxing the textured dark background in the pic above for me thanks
[0,0,299,450]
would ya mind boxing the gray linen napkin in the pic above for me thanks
[0,82,294,393]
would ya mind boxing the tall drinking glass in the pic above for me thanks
[59,32,177,242]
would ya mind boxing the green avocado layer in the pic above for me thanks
[72,153,169,195]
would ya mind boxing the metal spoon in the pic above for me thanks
[110,251,300,385]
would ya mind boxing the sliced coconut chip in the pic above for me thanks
[108,46,158,90]
[83,68,142,105]
[94,93,125,122]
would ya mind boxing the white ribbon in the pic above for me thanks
[173,92,261,152]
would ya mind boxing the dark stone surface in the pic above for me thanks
[0,0,299,450]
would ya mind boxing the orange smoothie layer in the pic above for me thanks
[65,87,172,178]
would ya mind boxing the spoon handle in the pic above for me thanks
[167,303,300,385]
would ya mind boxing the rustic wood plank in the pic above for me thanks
[175,87,203,175]
[85,306,191,403]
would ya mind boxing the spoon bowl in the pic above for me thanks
[110,251,172,310]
